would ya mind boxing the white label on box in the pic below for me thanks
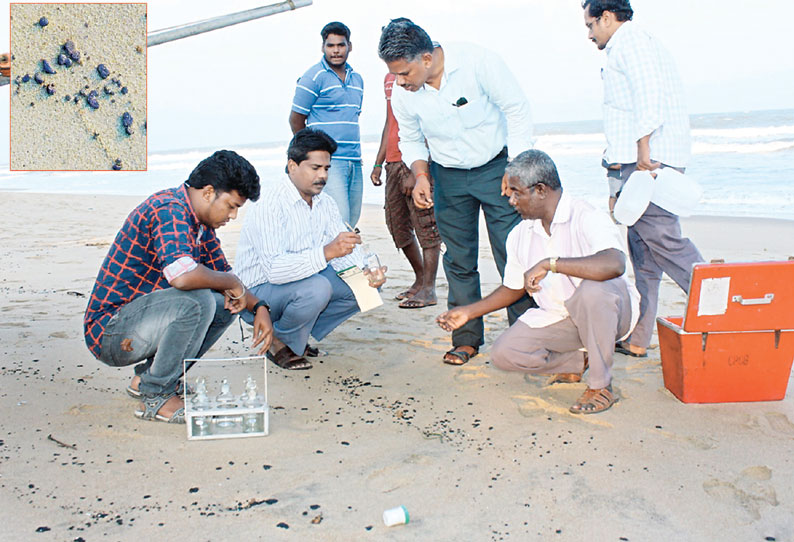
[697,277,730,316]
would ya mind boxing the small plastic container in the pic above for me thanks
[613,170,654,226]
[650,168,703,217]
[383,505,410,527]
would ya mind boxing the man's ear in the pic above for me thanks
[422,51,433,69]
[347,41,353,53]
[601,10,615,28]
[287,159,297,174]
[202,185,216,202]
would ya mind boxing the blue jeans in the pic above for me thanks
[99,288,235,396]
[324,158,363,227]
[241,266,360,355]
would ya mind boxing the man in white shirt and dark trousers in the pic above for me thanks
[235,129,387,370]
[378,19,535,366]
[582,0,703,358]
[438,150,640,414]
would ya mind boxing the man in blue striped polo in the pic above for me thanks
[289,21,365,226]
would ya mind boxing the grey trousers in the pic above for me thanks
[491,279,632,389]
[431,149,535,349]
[99,288,234,396]
[620,163,704,348]
[241,266,360,356]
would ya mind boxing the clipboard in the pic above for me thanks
[336,266,383,312]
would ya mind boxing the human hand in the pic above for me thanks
[636,138,660,172]
[412,175,433,209]
[500,172,510,196]
[324,231,361,260]
[524,259,551,295]
[252,306,274,355]
[370,166,383,186]
[363,265,388,288]
[436,307,470,332]
[223,279,247,314]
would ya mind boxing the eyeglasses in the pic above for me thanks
[585,16,601,30]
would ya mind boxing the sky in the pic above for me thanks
[2,0,794,157]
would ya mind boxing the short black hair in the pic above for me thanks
[287,129,338,167]
[378,19,434,63]
[186,150,260,201]
[505,150,562,191]
[321,21,350,42]
[582,0,633,21]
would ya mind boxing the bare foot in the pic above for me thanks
[398,288,438,308]
[394,281,422,300]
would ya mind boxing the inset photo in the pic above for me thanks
[9,3,146,171]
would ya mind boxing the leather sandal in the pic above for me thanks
[267,346,312,370]
[569,385,617,414]
[127,378,192,399]
[443,346,478,366]
[547,353,589,385]
[134,392,185,424]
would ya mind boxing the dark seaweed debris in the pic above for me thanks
[57,53,72,68]
[97,63,110,79]
[63,40,80,61]
[21,74,30,83]
[38,17,48,27]
[87,95,99,109]
[112,159,122,171]
[121,112,133,127]
[41,59,56,74]
[33,73,44,85]
[45,83,55,95]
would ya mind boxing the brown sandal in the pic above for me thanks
[443,346,478,366]
[267,346,312,370]
[569,385,616,414]
[547,353,588,385]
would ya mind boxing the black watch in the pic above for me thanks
[252,300,270,314]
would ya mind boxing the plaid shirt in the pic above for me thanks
[83,184,231,358]
[602,22,691,167]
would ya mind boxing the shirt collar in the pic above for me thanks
[532,191,572,237]
[605,20,632,53]
[178,183,201,228]
[320,56,352,81]
[281,175,321,207]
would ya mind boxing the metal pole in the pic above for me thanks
[147,0,312,47]
[0,0,312,85]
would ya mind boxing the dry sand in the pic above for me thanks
[0,192,793,541]
[10,3,147,171]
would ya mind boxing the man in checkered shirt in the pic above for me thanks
[583,0,703,358]
[84,151,273,424]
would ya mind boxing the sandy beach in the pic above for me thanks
[1,192,793,541]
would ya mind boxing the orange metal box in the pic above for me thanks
[657,261,794,403]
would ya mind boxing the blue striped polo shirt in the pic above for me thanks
[291,57,364,161]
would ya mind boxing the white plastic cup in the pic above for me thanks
[382,505,410,527]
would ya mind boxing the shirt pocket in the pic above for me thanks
[456,98,489,129]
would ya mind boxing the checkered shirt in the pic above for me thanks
[602,22,691,167]
[83,184,230,358]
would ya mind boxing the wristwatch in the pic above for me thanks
[252,300,270,314]
[549,257,558,273]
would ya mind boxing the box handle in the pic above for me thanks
[731,293,774,306]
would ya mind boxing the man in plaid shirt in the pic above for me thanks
[84,150,273,424]
[583,0,703,358]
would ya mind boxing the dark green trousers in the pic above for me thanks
[430,149,535,349]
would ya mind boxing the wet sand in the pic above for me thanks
[0,193,793,541]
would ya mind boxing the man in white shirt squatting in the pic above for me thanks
[235,129,387,370]
[582,0,703,359]
[378,19,535,367]
[437,150,640,414]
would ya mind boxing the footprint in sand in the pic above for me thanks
[702,466,779,521]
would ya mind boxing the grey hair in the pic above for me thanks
[378,19,434,63]
[505,150,562,190]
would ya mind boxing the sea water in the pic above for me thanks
[2,109,792,220]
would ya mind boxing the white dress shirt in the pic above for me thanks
[502,192,640,338]
[235,176,362,287]
[603,22,691,167]
[390,42,534,169]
